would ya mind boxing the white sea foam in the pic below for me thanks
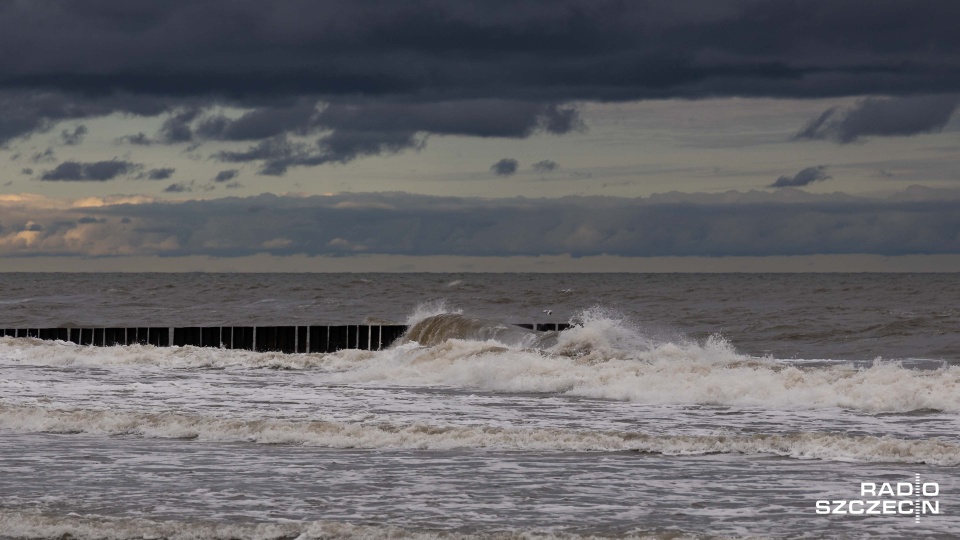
[322,341,960,414]
[0,337,368,370]
[2,309,958,414]
[1,404,956,464]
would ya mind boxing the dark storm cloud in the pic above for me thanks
[770,166,831,188]
[795,95,960,143]
[532,160,559,173]
[491,158,518,176]
[3,1,960,172]
[214,169,238,182]
[5,189,959,257]
[40,160,141,181]
[59,125,88,146]
[1,1,958,101]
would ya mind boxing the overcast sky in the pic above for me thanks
[1,0,958,271]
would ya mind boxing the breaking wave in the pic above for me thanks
[401,312,542,347]
[2,308,958,414]
[1,404,956,465]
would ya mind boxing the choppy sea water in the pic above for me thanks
[0,273,958,539]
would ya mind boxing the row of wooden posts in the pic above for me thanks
[1,323,571,353]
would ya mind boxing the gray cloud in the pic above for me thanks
[770,166,831,188]
[3,189,959,258]
[60,125,88,145]
[795,95,960,143]
[20,167,32,175]
[491,158,519,176]
[164,182,191,193]
[29,148,56,163]
[316,129,423,166]
[0,90,172,146]
[214,169,238,182]
[532,160,559,173]
[40,160,141,181]
[314,102,582,139]
[197,102,319,141]
[200,100,580,174]
[143,167,175,180]
[120,132,154,146]
[794,108,837,141]
[159,108,201,143]
[213,129,422,176]
[215,136,315,176]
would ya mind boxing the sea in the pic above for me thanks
[0,272,958,539]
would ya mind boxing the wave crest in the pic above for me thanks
[404,300,462,326]
[1,404,957,464]
[403,313,540,347]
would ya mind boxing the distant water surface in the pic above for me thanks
[1,272,958,361]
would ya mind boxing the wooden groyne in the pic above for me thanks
[1,323,571,352]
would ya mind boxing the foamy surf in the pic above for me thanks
[0,509,705,540]
[3,308,958,414]
[0,337,371,370]
[1,404,956,465]
[2,336,958,415]
[322,342,960,414]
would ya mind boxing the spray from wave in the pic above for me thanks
[405,299,463,326]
